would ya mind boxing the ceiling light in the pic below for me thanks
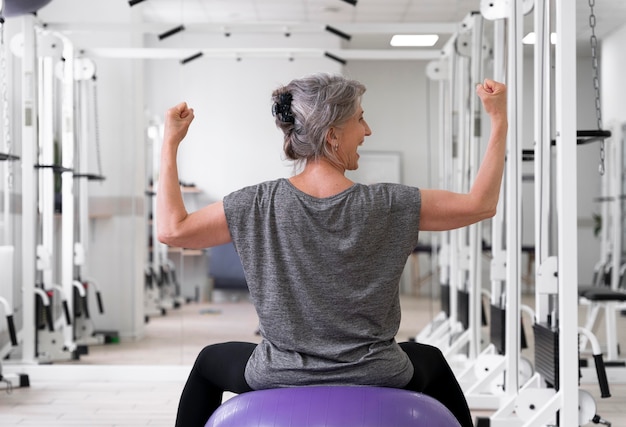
[522,32,557,45]
[390,35,439,47]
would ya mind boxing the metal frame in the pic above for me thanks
[19,13,38,365]
[477,1,582,425]
[418,17,512,397]
[491,1,580,425]
[579,122,626,385]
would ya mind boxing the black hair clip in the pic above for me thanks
[272,93,295,123]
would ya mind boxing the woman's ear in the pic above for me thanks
[326,127,338,144]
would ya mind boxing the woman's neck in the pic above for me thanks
[289,159,354,198]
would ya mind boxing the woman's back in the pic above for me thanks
[224,178,422,389]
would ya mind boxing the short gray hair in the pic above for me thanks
[272,73,366,167]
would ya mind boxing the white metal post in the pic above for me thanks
[37,50,55,296]
[533,0,552,324]
[468,13,484,360]
[76,61,91,277]
[555,0,579,423]
[439,60,451,291]
[442,48,455,293]
[490,18,506,313]
[59,34,76,351]
[504,0,523,396]
[448,48,461,330]
[19,14,38,364]
[609,125,622,291]
[613,125,624,289]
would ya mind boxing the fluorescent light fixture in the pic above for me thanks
[325,25,352,41]
[181,52,203,65]
[158,25,185,41]
[522,32,557,45]
[390,34,439,47]
[324,52,347,65]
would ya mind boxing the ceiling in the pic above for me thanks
[20,0,626,62]
[140,0,480,26]
[130,0,626,52]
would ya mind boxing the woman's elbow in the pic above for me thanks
[156,232,170,246]
[157,227,179,247]
[468,200,498,224]
[483,205,498,220]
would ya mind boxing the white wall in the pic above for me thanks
[602,24,626,124]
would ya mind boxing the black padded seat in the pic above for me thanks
[580,288,626,302]
[579,261,626,300]
[579,285,598,297]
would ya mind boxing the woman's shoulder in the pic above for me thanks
[225,179,286,204]
[229,178,285,194]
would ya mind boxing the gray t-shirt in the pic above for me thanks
[223,178,421,390]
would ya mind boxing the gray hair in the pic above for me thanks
[272,73,366,167]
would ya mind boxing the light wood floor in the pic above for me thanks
[1,290,625,426]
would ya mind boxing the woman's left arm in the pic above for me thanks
[419,79,508,231]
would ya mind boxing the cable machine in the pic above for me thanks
[577,0,626,388]
[484,1,611,425]
[2,14,86,366]
[72,56,114,347]
[416,14,489,372]
[579,123,626,386]
[455,1,539,414]
[145,117,174,320]
[0,15,21,391]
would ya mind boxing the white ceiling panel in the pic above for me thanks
[135,0,626,41]
[31,0,626,57]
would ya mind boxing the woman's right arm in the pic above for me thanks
[156,102,232,249]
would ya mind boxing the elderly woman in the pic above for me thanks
[158,73,507,427]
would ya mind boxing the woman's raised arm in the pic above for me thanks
[156,102,231,249]
[419,79,508,231]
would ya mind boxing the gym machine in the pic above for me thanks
[483,1,611,426]
[144,116,186,321]
[456,0,537,412]
[578,121,626,385]
[72,56,116,346]
[416,13,490,372]
[3,14,101,366]
[0,14,21,388]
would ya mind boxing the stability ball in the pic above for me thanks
[205,386,462,427]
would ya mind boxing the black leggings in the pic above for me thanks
[174,341,473,427]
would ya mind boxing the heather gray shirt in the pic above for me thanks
[223,178,421,390]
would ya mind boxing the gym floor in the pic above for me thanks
[1,292,625,426]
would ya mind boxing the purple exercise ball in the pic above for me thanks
[205,386,462,427]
